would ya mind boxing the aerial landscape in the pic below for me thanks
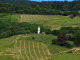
[0,0,80,60]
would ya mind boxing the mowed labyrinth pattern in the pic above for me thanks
[0,35,51,60]
[15,40,51,60]
[20,14,59,22]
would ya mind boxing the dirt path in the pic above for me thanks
[42,43,47,59]
[16,35,21,60]
[16,55,20,60]
[14,40,16,53]
[36,15,39,21]
[24,15,26,22]
[20,15,22,22]
[27,15,29,22]
[16,35,25,60]
[4,54,14,55]
[0,52,4,55]
[21,54,25,60]
[37,42,40,53]
[14,39,18,53]
[28,41,35,60]
[74,48,80,51]
[24,41,30,60]
[37,42,43,60]
[20,40,25,60]
[45,45,51,55]
[7,39,16,45]
[33,15,36,21]
[59,49,73,53]
[33,42,39,60]
[20,40,21,54]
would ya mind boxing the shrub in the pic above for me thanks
[26,30,31,34]
[0,30,12,38]
[45,29,51,34]
[52,30,60,35]
[52,39,57,44]
[62,11,69,16]
[67,50,73,53]
[65,43,73,48]
[57,32,67,46]
[70,14,73,19]
[60,27,74,34]
[70,10,79,17]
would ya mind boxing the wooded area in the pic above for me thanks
[0,0,80,11]
[0,14,46,39]
[0,0,80,15]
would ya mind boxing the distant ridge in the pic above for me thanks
[0,0,30,4]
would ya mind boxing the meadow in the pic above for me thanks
[0,13,80,60]
[47,53,80,60]
[0,34,70,60]
[1,13,80,30]
[20,14,80,30]
[0,13,19,22]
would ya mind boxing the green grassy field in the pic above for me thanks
[0,13,19,22]
[20,14,80,30]
[0,14,80,60]
[0,34,70,60]
[1,13,80,30]
[47,53,80,60]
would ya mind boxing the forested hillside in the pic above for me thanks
[0,2,80,16]
[0,0,29,4]
[0,0,80,11]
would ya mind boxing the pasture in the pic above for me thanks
[0,13,80,60]
[0,13,19,22]
[47,53,80,60]
[0,34,70,60]
[0,13,80,30]
[20,14,80,30]
[1,13,80,30]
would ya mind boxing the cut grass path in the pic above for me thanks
[28,41,35,60]
[1,34,78,60]
[24,41,30,60]
[33,42,39,60]
[42,43,47,59]
[37,42,43,60]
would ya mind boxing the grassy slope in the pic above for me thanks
[21,14,80,30]
[0,35,19,60]
[1,13,80,30]
[0,13,19,22]
[0,14,80,60]
[47,53,80,60]
[0,34,69,60]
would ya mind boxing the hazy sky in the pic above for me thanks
[31,0,73,2]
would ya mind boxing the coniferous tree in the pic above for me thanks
[57,32,67,46]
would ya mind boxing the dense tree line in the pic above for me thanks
[0,0,80,11]
[0,2,79,16]
[51,27,80,48]
[0,14,45,39]
[0,2,62,15]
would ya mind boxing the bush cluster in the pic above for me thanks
[0,15,45,39]
[62,11,79,18]
[51,27,80,48]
